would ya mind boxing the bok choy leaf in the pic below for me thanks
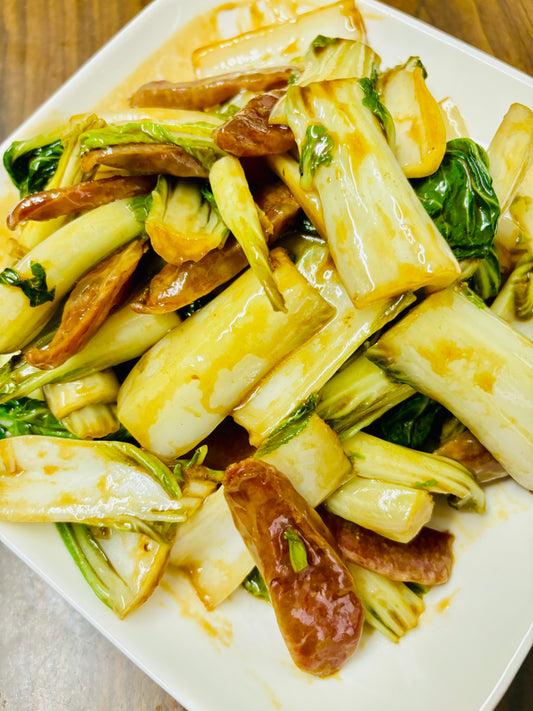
[3,129,63,197]
[57,522,172,619]
[412,138,500,260]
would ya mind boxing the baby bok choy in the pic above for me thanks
[284,77,460,306]
[341,431,485,512]
[57,523,173,619]
[366,284,533,490]
[0,436,188,524]
[118,247,334,459]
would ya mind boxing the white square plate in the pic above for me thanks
[1,2,532,710]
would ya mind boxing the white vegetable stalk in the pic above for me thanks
[380,58,447,178]
[44,369,120,420]
[58,523,172,619]
[342,431,485,512]
[438,97,469,141]
[488,103,533,252]
[367,284,533,490]
[317,352,414,438]
[0,304,180,403]
[509,165,533,254]
[324,476,434,543]
[209,155,284,311]
[347,562,425,642]
[118,247,334,459]
[266,153,326,235]
[170,413,352,608]
[284,78,461,306]
[488,103,533,216]
[145,177,228,266]
[0,199,144,353]
[491,254,533,340]
[0,436,186,523]
[233,236,413,444]
[61,403,120,440]
[192,0,366,77]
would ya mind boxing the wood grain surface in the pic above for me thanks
[0,1,532,710]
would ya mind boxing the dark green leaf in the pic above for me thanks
[255,394,317,458]
[242,567,270,601]
[299,124,335,190]
[357,77,395,149]
[412,138,500,260]
[371,393,448,451]
[284,528,309,572]
[0,397,77,439]
[311,35,340,50]
[3,138,63,197]
[467,242,501,302]
[0,261,55,307]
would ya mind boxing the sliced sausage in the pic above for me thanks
[223,458,364,677]
[321,510,454,586]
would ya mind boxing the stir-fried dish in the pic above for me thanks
[0,0,532,677]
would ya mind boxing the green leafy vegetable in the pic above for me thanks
[412,138,500,260]
[3,133,63,197]
[0,397,77,439]
[371,393,448,451]
[255,394,317,458]
[299,124,335,190]
[98,440,182,500]
[467,243,501,302]
[311,35,340,49]
[414,478,439,489]
[0,261,55,307]
[242,567,270,601]
[511,253,533,320]
[358,77,396,149]
[284,528,309,572]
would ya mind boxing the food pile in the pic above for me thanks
[0,0,532,677]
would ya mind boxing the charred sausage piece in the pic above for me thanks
[130,67,295,110]
[434,430,506,484]
[25,239,147,369]
[80,143,209,178]
[6,175,156,230]
[131,181,300,314]
[214,93,295,157]
[131,237,248,314]
[223,458,364,677]
[321,509,454,586]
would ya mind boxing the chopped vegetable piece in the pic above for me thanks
[367,284,533,490]
[118,248,334,459]
[285,78,460,305]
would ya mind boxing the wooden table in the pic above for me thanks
[0,2,531,710]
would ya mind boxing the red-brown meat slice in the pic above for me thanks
[321,510,454,586]
[224,458,364,677]
[130,67,295,110]
[6,175,156,230]
[25,239,147,369]
[80,143,209,178]
[214,93,295,157]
